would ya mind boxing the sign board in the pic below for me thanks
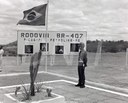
[17,31,87,55]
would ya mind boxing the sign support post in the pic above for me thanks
[45,0,49,72]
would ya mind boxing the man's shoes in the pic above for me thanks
[75,84,81,87]
[80,85,85,88]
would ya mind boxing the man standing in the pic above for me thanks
[0,46,4,72]
[75,42,87,88]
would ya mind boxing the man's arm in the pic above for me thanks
[83,52,87,67]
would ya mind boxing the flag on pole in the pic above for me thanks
[17,4,47,26]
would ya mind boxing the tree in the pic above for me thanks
[29,50,42,96]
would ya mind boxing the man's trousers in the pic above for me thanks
[78,66,85,86]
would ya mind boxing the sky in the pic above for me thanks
[0,0,128,44]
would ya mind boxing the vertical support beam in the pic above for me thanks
[45,0,49,72]
[94,40,102,67]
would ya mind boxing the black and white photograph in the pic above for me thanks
[70,43,79,52]
[25,45,33,53]
[55,45,64,54]
[0,0,128,103]
[40,43,49,51]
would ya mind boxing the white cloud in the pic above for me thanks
[0,0,128,44]
[0,0,12,6]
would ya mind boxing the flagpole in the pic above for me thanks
[45,0,49,72]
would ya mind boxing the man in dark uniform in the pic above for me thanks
[75,42,87,88]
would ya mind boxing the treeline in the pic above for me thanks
[1,41,17,56]
[1,40,128,56]
[87,40,128,53]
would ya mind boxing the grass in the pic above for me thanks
[2,52,128,89]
